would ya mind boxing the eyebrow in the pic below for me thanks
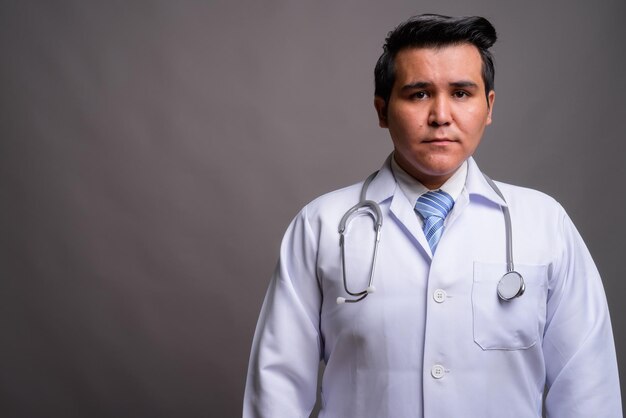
[450,81,479,89]
[401,81,431,91]
[401,80,479,91]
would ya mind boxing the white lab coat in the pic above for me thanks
[243,156,622,418]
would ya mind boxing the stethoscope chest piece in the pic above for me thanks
[497,271,525,301]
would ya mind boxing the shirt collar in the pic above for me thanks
[390,153,467,204]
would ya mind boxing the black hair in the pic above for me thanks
[374,14,497,106]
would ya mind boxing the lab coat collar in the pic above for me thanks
[362,153,398,204]
[465,157,508,207]
[365,155,507,207]
[367,155,507,207]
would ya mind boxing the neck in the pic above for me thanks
[393,155,456,190]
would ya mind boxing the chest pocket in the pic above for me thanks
[472,262,548,350]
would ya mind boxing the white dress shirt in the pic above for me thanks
[243,155,622,417]
[391,153,466,202]
[390,154,466,228]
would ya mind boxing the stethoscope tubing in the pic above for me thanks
[482,174,514,273]
[337,170,525,304]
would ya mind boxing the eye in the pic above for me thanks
[453,90,470,99]
[410,91,429,100]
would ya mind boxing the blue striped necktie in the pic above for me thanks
[414,190,455,253]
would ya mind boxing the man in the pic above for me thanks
[243,14,622,417]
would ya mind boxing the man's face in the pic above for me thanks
[375,43,495,189]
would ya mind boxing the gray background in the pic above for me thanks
[1,1,624,417]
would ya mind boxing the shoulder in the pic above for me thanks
[491,180,569,227]
[300,181,365,224]
[494,181,563,209]
[467,158,565,218]
[278,180,370,247]
[302,164,397,221]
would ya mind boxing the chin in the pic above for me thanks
[396,148,468,179]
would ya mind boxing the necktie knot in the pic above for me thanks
[414,190,455,253]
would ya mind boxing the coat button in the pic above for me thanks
[433,289,447,303]
[431,364,446,379]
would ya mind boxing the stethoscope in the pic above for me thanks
[336,170,525,304]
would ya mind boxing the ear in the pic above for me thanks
[486,90,495,125]
[374,96,388,128]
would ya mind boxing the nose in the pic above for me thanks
[428,96,452,127]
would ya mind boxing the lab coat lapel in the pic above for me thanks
[389,192,433,258]
[365,154,511,258]
[365,155,433,259]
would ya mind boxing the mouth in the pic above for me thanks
[422,138,458,144]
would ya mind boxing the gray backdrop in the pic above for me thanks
[1,1,624,417]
